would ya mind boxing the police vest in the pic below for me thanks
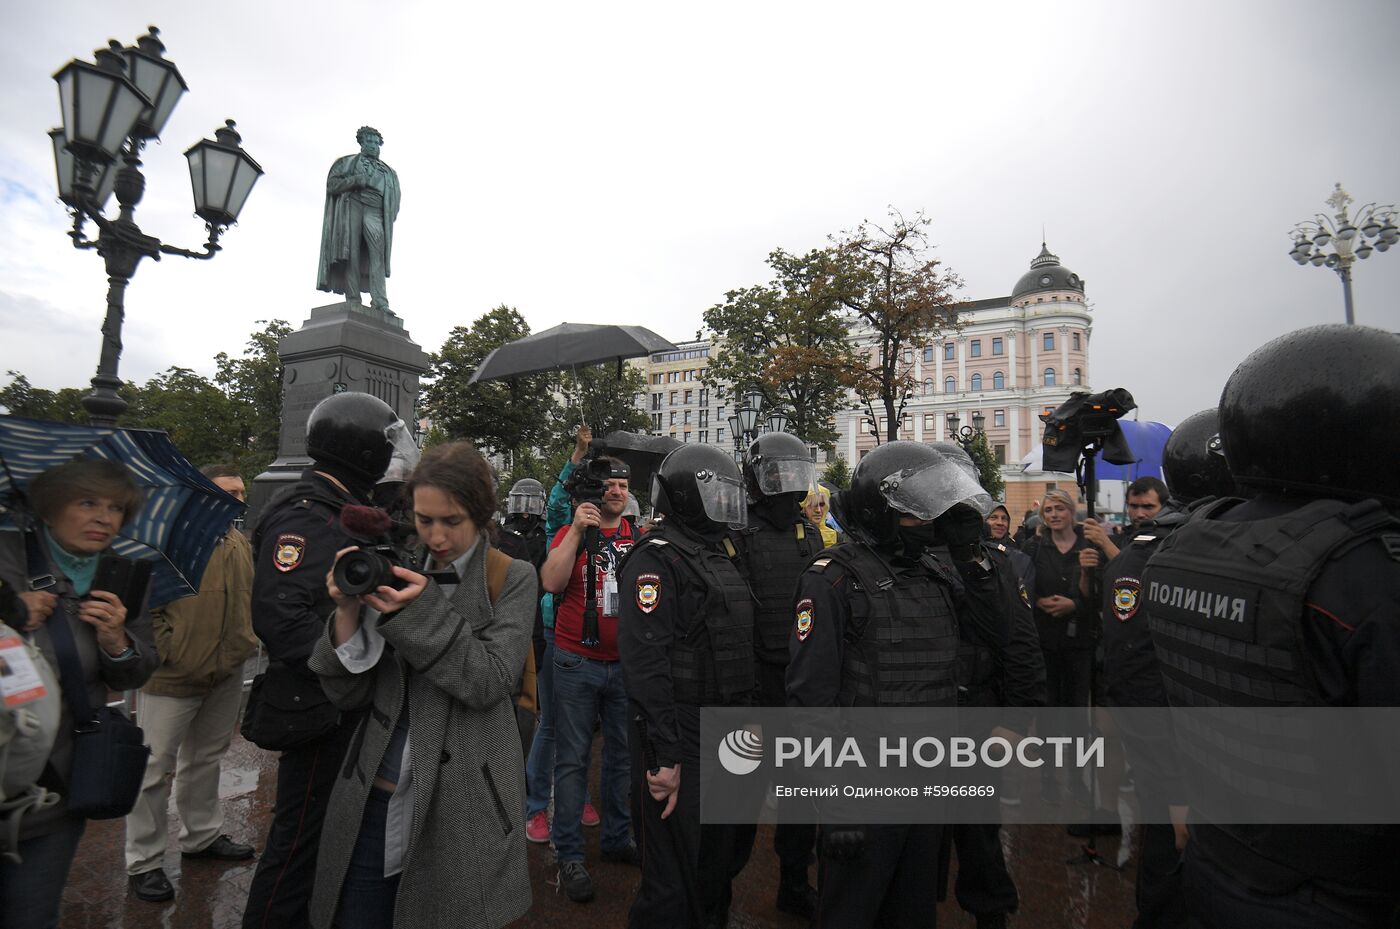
[816,543,959,708]
[1099,510,1187,705]
[630,528,755,706]
[738,519,817,665]
[952,543,1022,702]
[1143,496,1400,889]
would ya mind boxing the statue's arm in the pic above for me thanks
[326,158,361,194]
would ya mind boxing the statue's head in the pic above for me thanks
[356,126,383,157]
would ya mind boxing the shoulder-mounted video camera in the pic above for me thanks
[564,439,630,505]
[1040,388,1137,474]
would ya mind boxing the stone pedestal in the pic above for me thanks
[248,301,430,521]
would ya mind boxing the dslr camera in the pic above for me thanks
[332,504,413,597]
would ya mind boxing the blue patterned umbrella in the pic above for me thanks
[0,415,243,607]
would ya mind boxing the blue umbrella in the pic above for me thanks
[0,415,243,607]
[1020,419,1173,480]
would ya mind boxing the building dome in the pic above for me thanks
[1011,242,1085,300]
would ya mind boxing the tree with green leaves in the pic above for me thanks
[0,372,94,423]
[213,319,293,474]
[702,249,862,451]
[821,453,852,490]
[546,362,651,449]
[829,209,963,444]
[424,305,556,457]
[126,366,242,467]
[966,432,1005,499]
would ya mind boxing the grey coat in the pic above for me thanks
[307,540,535,929]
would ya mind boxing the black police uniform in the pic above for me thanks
[242,471,363,929]
[945,540,1046,922]
[499,514,548,672]
[786,541,959,929]
[1144,493,1400,929]
[730,504,821,900]
[1097,510,1190,929]
[618,520,756,929]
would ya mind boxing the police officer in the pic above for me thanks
[618,444,755,929]
[242,392,416,929]
[1143,325,1400,929]
[787,441,989,929]
[499,478,549,672]
[724,432,821,917]
[928,444,1046,929]
[1079,410,1234,929]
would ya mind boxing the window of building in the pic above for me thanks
[651,393,661,410]
[971,373,982,391]
[970,340,982,358]
[652,413,663,431]
[902,349,912,365]
[944,343,955,361]
[1073,332,1081,350]
[652,373,662,384]
[945,375,956,394]
[1043,332,1054,351]
[1074,367,1082,385]
[669,390,677,405]
[717,427,726,443]
[684,389,693,404]
[699,410,708,428]
[994,409,1005,427]
[923,378,934,395]
[863,418,875,434]
[683,410,691,424]
[682,432,690,443]
[879,416,889,431]
[924,414,934,430]
[994,444,1006,464]
[700,430,708,444]
[901,416,912,433]
[699,388,708,406]
[1044,368,1056,387]
[717,405,726,420]
[667,371,679,383]
[993,371,1005,390]
[922,346,934,363]
[669,411,676,425]
[992,336,1004,356]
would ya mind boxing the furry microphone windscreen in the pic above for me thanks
[340,504,394,539]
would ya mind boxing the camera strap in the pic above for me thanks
[23,529,98,729]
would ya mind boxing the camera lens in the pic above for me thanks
[334,550,387,596]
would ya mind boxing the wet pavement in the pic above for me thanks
[60,726,1139,928]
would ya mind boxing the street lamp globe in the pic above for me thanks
[122,27,187,140]
[185,120,264,227]
[53,40,150,164]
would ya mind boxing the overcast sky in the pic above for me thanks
[3,0,1397,429]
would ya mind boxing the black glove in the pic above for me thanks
[820,826,868,861]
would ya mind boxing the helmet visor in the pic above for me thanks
[879,460,992,522]
[380,420,421,484]
[755,457,818,497]
[507,492,545,516]
[699,470,748,527]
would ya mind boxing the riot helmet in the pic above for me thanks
[1162,409,1235,504]
[622,493,641,520]
[1219,324,1400,505]
[652,444,747,532]
[506,478,546,517]
[743,432,817,500]
[840,441,991,548]
[306,392,410,486]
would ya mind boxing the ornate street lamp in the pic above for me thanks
[1288,183,1396,326]
[947,411,986,451]
[50,27,262,424]
[766,411,789,434]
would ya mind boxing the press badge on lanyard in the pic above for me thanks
[602,569,620,617]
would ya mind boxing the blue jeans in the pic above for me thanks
[551,648,631,862]
[334,787,400,929]
[0,816,86,929]
[525,628,556,817]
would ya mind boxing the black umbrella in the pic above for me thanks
[600,431,682,498]
[469,323,677,384]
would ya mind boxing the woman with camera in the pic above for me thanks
[1023,489,1100,803]
[309,441,536,929]
[0,459,158,929]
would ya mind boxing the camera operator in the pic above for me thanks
[539,450,639,903]
[242,392,417,929]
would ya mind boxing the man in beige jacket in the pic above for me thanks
[126,465,260,902]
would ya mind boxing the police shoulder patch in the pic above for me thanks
[1112,577,1141,622]
[636,573,661,614]
[795,597,814,642]
[809,557,832,572]
[273,533,306,572]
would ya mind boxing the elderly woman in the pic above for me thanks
[310,441,536,929]
[801,486,839,548]
[0,459,158,929]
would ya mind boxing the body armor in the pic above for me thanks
[1144,496,1400,890]
[818,543,959,708]
[632,526,755,706]
[739,518,817,666]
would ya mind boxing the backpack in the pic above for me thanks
[0,615,62,863]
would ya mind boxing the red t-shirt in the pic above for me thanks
[551,520,635,661]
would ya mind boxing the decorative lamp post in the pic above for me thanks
[947,411,986,451]
[766,410,789,434]
[1288,183,1396,326]
[50,27,262,425]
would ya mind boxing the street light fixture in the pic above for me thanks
[50,26,262,425]
[1289,182,1396,326]
[946,411,985,451]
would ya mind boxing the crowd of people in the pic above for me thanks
[0,322,1396,929]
